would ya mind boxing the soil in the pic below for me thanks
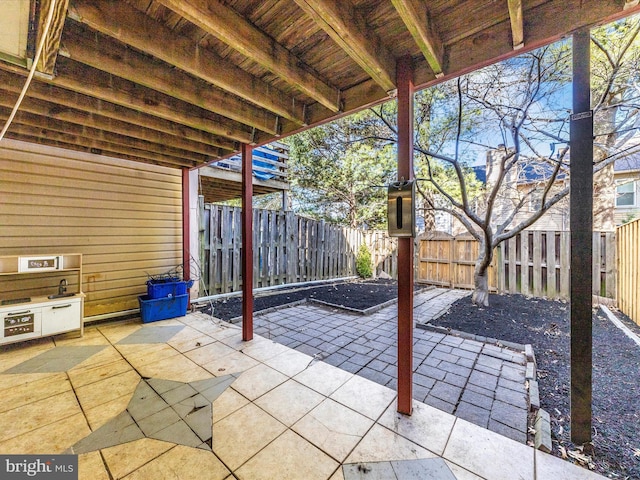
[205,279,418,321]
[433,294,640,480]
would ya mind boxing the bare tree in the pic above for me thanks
[361,16,640,306]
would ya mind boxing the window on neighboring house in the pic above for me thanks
[616,181,636,207]
[528,194,542,211]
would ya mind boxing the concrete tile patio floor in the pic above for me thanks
[254,289,529,442]
[0,311,605,479]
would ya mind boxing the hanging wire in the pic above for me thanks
[0,0,58,141]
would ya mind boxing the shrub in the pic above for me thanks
[356,243,373,278]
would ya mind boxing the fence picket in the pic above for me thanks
[560,232,571,298]
[617,220,638,325]
[521,231,530,295]
[508,236,517,293]
[592,232,600,296]
[546,232,556,298]
[605,232,616,299]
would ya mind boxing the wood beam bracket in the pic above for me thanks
[391,0,444,78]
[36,0,71,76]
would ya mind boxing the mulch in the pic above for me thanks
[433,294,640,480]
[204,279,416,321]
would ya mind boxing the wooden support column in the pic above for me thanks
[242,144,254,341]
[182,168,191,282]
[396,55,414,415]
[570,28,593,446]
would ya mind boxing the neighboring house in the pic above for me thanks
[613,150,640,225]
[432,145,640,234]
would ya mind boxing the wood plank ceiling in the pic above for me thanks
[0,0,638,170]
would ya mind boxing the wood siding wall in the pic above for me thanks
[0,140,182,318]
[617,218,640,325]
[200,205,362,294]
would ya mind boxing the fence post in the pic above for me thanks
[546,232,556,298]
[559,231,570,298]
[520,231,529,295]
[605,232,616,299]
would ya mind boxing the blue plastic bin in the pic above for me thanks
[146,278,194,299]
[139,294,189,323]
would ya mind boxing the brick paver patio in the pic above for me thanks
[254,288,530,442]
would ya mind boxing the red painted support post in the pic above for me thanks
[396,55,414,415]
[570,28,593,446]
[181,168,190,282]
[241,144,254,341]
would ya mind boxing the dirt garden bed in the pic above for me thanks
[204,279,420,321]
[433,294,640,480]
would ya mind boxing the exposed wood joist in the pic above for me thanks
[68,0,306,125]
[391,0,444,78]
[35,0,70,76]
[293,0,396,93]
[0,68,233,155]
[4,123,196,167]
[4,132,194,168]
[53,58,254,144]
[0,106,212,164]
[62,24,280,136]
[507,0,525,49]
[154,0,341,112]
[0,0,637,174]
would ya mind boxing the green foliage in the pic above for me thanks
[356,243,372,278]
[284,115,396,229]
[622,212,637,225]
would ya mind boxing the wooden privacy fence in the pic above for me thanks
[617,218,640,325]
[365,230,616,301]
[200,205,363,294]
[416,232,497,291]
[497,230,615,300]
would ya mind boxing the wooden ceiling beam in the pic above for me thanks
[35,0,70,76]
[507,0,525,50]
[4,127,196,168]
[155,0,341,112]
[63,23,280,135]
[0,106,212,164]
[0,68,233,155]
[293,0,396,93]
[54,58,253,144]
[6,132,191,169]
[69,0,306,125]
[391,0,444,78]
[63,33,258,143]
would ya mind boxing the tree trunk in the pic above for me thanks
[472,269,490,307]
[471,239,493,307]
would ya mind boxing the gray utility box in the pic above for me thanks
[388,180,416,238]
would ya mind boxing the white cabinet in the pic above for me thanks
[41,298,82,336]
[0,253,84,346]
[1,307,42,343]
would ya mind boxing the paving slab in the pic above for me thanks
[254,289,530,442]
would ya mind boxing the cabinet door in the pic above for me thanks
[41,300,81,335]
[1,308,42,344]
